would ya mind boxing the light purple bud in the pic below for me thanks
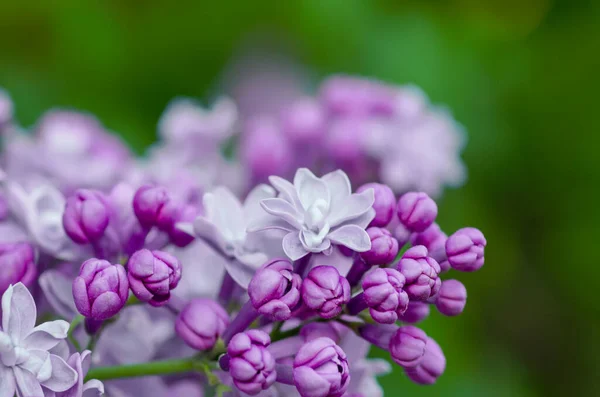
[357,183,395,227]
[73,259,129,320]
[389,326,428,368]
[248,259,302,321]
[397,301,430,324]
[435,279,467,316]
[175,298,229,351]
[446,227,486,272]
[319,76,396,116]
[362,268,409,324]
[293,337,350,397]
[396,245,441,301]
[396,192,437,232]
[301,266,350,319]
[405,337,446,385]
[300,322,345,344]
[0,89,13,127]
[281,98,325,144]
[360,228,399,265]
[63,189,111,244]
[410,223,447,254]
[127,249,182,307]
[393,223,413,247]
[0,242,37,295]
[325,117,365,164]
[241,116,292,181]
[133,185,178,231]
[228,330,276,395]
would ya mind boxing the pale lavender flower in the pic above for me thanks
[252,169,375,260]
[0,283,77,397]
[57,350,104,397]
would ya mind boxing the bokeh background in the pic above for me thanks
[1,1,598,396]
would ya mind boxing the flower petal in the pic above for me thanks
[246,217,294,233]
[260,198,302,229]
[327,189,375,227]
[322,170,352,209]
[242,184,276,225]
[192,217,230,255]
[22,320,70,351]
[293,168,330,211]
[20,350,51,383]
[203,187,245,240]
[41,354,78,392]
[226,254,268,290]
[283,231,309,261]
[268,175,303,211]
[328,225,372,252]
[174,222,194,236]
[2,282,37,344]
[13,366,44,397]
[82,379,104,396]
[0,364,16,397]
[337,208,376,230]
[38,270,77,320]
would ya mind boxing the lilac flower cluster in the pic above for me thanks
[0,78,485,397]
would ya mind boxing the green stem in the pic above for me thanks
[67,315,84,352]
[85,357,200,381]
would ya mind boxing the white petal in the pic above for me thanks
[174,222,194,236]
[82,379,104,396]
[192,217,230,255]
[322,170,352,209]
[13,366,44,397]
[328,225,372,252]
[268,175,303,211]
[41,354,78,392]
[20,350,51,383]
[327,189,375,228]
[38,270,77,320]
[242,184,276,224]
[2,283,37,344]
[0,364,16,397]
[282,231,309,261]
[48,341,70,361]
[260,199,302,229]
[224,256,266,290]
[299,232,332,254]
[204,187,245,239]
[246,217,294,233]
[22,320,70,351]
[293,168,330,211]
[337,207,376,230]
[79,350,92,376]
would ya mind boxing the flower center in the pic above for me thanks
[0,331,17,367]
[304,199,329,232]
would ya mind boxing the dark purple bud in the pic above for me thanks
[393,223,413,247]
[228,330,276,395]
[248,259,302,321]
[133,185,177,231]
[175,298,229,351]
[396,245,441,301]
[0,242,36,295]
[167,204,197,247]
[435,279,467,316]
[389,326,428,368]
[396,192,437,232]
[446,227,486,272]
[360,228,399,265]
[357,183,395,227]
[301,266,350,319]
[63,189,111,244]
[410,223,447,257]
[293,337,350,397]
[127,249,182,307]
[72,259,128,320]
[405,337,446,385]
[281,98,326,144]
[397,301,430,324]
[362,267,409,324]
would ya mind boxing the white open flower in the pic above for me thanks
[177,184,284,288]
[250,168,375,260]
[0,283,77,397]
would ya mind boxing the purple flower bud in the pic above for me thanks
[281,98,325,144]
[300,322,345,343]
[360,228,399,265]
[319,76,396,117]
[0,89,13,127]
[241,116,292,181]
[389,326,428,368]
[396,245,441,301]
[63,189,111,244]
[410,223,447,255]
[435,279,467,316]
[133,185,178,230]
[393,223,412,247]
[167,204,197,247]
[301,266,350,319]
[446,227,486,272]
[175,298,229,351]
[228,330,276,395]
[405,337,446,385]
[396,192,437,232]
[248,259,302,321]
[0,242,36,295]
[127,249,182,307]
[357,183,395,227]
[0,192,8,221]
[73,259,129,320]
[397,301,430,324]
[362,268,409,324]
[293,337,350,397]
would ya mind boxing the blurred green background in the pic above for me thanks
[1,1,598,396]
